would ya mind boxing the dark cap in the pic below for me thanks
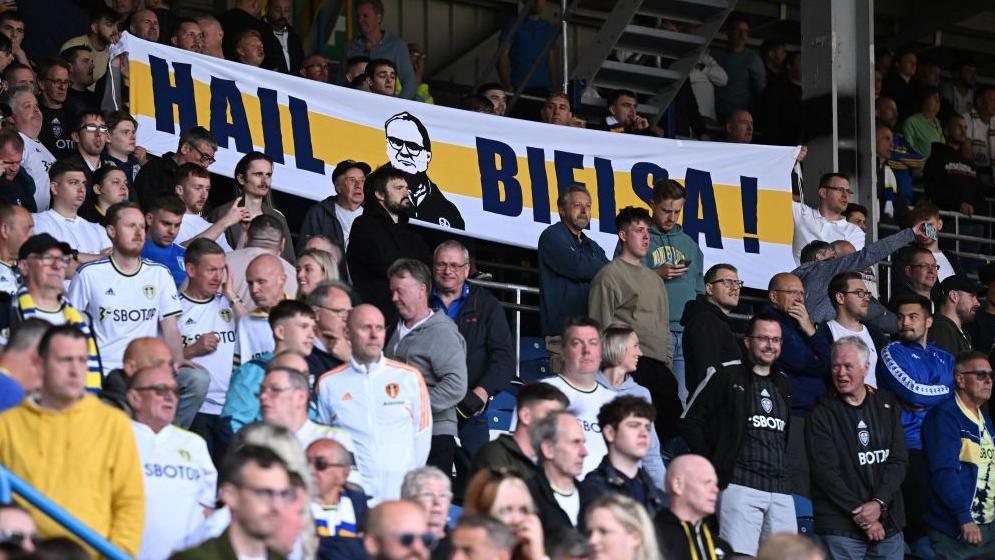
[18,233,72,261]
[980,262,995,286]
[932,274,984,301]
[331,160,371,185]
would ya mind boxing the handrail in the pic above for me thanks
[0,465,131,560]
[468,278,540,376]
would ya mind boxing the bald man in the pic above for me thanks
[656,455,732,559]
[317,304,432,502]
[246,254,287,313]
[364,501,431,560]
[101,337,174,411]
[0,205,34,296]
[231,254,288,377]
[310,438,369,558]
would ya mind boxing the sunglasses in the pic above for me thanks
[132,384,181,397]
[0,530,36,550]
[958,370,994,380]
[386,532,436,549]
[307,456,349,471]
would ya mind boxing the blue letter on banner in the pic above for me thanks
[288,97,325,174]
[209,77,253,153]
[476,137,523,217]
[683,168,723,249]
[149,56,197,134]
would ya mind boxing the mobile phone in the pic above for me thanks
[923,223,938,241]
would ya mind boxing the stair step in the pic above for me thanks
[593,60,683,95]
[636,0,730,23]
[617,25,706,58]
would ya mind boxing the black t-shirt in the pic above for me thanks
[732,374,790,493]
[39,104,75,159]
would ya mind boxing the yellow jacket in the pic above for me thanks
[0,394,144,557]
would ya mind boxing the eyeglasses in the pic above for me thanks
[908,263,941,271]
[132,384,181,397]
[708,278,744,289]
[79,124,110,134]
[313,304,351,317]
[415,491,453,503]
[958,369,994,380]
[842,289,872,299]
[189,143,216,165]
[237,483,297,503]
[434,262,468,272]
[385,532,437,549]
[820,186,853,195]
[29,254,72,267]
[387,136,425,156]
[307,456,350,471]
[748,335,783,345]
[42,78,71,87]
[773,288,806,297]
[0,530,37,549]
[304,63,330,72]
[258,384,294,396]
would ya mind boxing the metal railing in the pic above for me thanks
[0,465,131,560]
[879,208,995,265]
[467,277,539,376]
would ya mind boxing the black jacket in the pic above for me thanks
[297,195,350,280]
[927,313,973,358]
[217,8,284,71]
[805,387,907,538]
[133,151,180,212]
[654,509,732,560]
[346,201,430,325]
[580,455,665,517]
[924,141,986,212]
[680,295,742,398]
[261,20,305,75]
[527,469,593,541]
[0,168,37,213]
[889,245,964,304]
[448,285,515,415]
[680,360,792,488]
[471,433,538,481]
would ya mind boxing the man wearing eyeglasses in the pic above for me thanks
[818,272,889,389]
[680,263,743,404]
[300,54,331,82]
[928,275,982,359]
[806,337,908,559]
[62,111,107,183]
[36,58,75,160]
[431,240,514,493]
[129,364,218,560]
[363,501,432,560]
[681,313,796,556]
[134,127,218,213]
[170,445,287,560]
[0,325,144,557]
[298,159,371,273]
[922,351,995,558]
[791,172,865,265]
[309,438,369,559]
[878,293,955,550]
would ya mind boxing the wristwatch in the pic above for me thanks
[873,497,887,510]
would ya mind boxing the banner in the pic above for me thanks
[122,34,799,289]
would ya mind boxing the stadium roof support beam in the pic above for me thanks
[880,0,982,50]
[800,0,878,242]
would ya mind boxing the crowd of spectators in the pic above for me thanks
[0,3,993,560]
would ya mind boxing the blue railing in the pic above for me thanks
[0,465,131,560]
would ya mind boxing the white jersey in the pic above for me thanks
[542,375,617,477]
[68,257,181,375]
[316,354,432,504]
[132,422,217,560]
[233,311,274,369]
[791,202,865,265]
[19,133,55,211]
[827,320,878,388]
[177,214,233,251]
[32,209,110,254]
[179,293,237,415]
[0,260,20,296]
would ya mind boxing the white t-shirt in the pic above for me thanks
[552,488,581,527]
[19,133,55,211]
[132,422,217,560]
[542,375,617,476]
[792,202,865,264]
[334,204,363,249]
[68,257,182,375]
[177,214,233,251]
[233,311,274,369]
[33,209,111,254]
[180,292,237,415]
[0,261,19,296]
[827,320,878,388]
[934,251,956,282]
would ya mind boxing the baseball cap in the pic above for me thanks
[932,274,984,301]
[18,233,73,261]
[331,160,371,185]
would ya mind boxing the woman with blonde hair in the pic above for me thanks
[463,469,545,560]
[586,494,660,560]
[296,248,339,299]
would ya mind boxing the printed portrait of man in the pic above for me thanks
[384,111,465,229]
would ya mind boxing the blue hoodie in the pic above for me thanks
[877,340,954,450]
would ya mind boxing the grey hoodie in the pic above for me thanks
[387,310,468,436]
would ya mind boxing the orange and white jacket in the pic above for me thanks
[316,353,432,504]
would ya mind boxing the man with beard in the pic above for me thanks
[60,46,99,118]
[877,294,955,552]
[263,0,303,75]
[59,7,118,89]
[681,313,796,556]
[346,164,430,325]
[928,275,982,357]
[174,164,242,251]
[816,272,888,388]
[384,112,464,230]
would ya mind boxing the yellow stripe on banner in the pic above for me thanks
[130,61,793,244]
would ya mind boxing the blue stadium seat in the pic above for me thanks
[519,337,549,362]
[519,358,552,382]
[794,495,815,540]
[447,504,463,528]
[488,384,519,432]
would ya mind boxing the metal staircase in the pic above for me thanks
[571,0,738,124]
